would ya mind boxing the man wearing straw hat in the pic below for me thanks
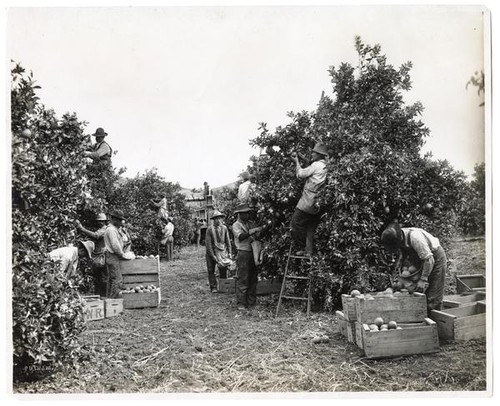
[290,142,329,256]
[232,204,267,310]
[83,127,113,161]
[381,222,447,314]
[75,213,109,296]
[104,209,132,298]
[205,210,232,293]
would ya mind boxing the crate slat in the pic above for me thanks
[355,293,427,324]
[121,291,160,309]
[122,274,160,285]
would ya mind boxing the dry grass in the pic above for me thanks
[14,240,487,394]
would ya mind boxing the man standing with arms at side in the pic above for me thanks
[104,209,131,298]
[205,211,232,293]
[161,217,175,261]
[290,143,329,256]
[232,204,267,310]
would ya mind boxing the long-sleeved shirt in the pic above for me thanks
[296,159,327,214]
[232,220,255,252]
[48,246,79,275]
[402,227,441,280]
[237,181,256,203]
[206,224,232,258]
[104,224,126,257]
[79,225,106,254]
[88,141,112,160]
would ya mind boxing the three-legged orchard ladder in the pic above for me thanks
[275,244,313,317]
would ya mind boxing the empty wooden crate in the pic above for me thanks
[455,274,486,293]
[120,257,161,309]
[430,302,486,341]
[443,291,485,308]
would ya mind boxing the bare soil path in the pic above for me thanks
[15,241,487,394]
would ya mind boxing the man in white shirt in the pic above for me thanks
[381,222,447,313]
[290,143,329,256]
[237,172,256,204]
[48,240,95,277]
[83,127,112,161]
[161,218,175,261]
[150,195,169,221]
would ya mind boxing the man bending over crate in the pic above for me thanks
[381,222,447,314]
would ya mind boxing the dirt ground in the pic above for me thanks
[14,239,487,394]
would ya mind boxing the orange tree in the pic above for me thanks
[11,63,94,380]
[458,162,485,236]
[109,169,193,255]
[250,38,468,310]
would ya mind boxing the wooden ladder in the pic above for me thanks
[275,245,313,317]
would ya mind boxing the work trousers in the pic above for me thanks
[236,250,257,307]
[165,240,174,261]
[426,246,447,313]
[206,255,228,290]
[92,263,107,297]
[290,208,322,254]
[105,252,123,298]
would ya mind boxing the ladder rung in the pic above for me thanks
[282,295,308,301]
[285,275,310,280]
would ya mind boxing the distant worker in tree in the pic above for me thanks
[290,143,329,256]
[381,222,447,314]
[205,211,233,292]
[104,209,132,298]
[150,194,169,221]
[237,171,257,205]
[48,240,95,277]
[160,217,175,261]
[83,127,113,161]
[75,213,109,296]
[203,181,210,197]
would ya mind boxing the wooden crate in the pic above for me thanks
[341,294,357,321]
[120,257,161,309]
[430,302,486,341]
[335,310,348,337]
[256,278,282,295]
[346,321,357,344]
[217,277,236,293]
[354,321,364,349]
[443,291,485,308]
[361,318,440,359]
[355,292,427,324]
[83,295,105,322]
[104,298,123,318]
[456,274,486,294]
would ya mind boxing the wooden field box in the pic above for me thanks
[456,274,486,294]
[104,298,124,318]
[355,292,427,324]
[120,257,161,309]
[217,277,236,293]
[443,291,485,308]
[256,278,281,295]
[341,294,357,321]
[354,321,364,349]
[430,302,486,342]
[83,295,105,322]
[361,318,440,359]
[336,310,356,344]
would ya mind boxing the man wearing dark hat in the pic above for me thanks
[104,209,131,298]
[381,223,447,314]
[290,143,329,256]
[84,127,113,161]
[205,210,232,292]
[76,213,109,296]
[48,240,95,277]
[232,204,267,310]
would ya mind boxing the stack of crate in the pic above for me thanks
[337,291,440,359]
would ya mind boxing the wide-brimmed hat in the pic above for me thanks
[211,210,225,219]
[92,127,108,137]
[234,203,255,214]
[381,223,403,252]
[77,240,95,259]
[108,209,125,220]
[95,213,107,221]
[312,143,329,157]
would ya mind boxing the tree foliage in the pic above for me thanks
[249,38,468,310]
[458,163,485,236]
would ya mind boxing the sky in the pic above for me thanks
[7,5,486,189]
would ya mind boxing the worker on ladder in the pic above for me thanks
[290,142,329,256]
